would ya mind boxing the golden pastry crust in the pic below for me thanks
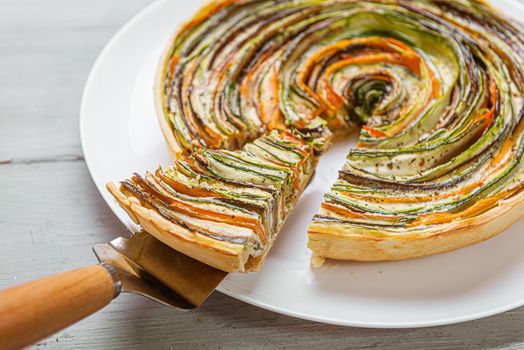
[309,190,524,261]
[108,175,310,272]
[108,182,248,272]
[154,30,183,161]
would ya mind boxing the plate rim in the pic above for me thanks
[80,0,524,328]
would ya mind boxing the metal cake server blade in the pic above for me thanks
[93,231,227,309]
[0,231,228,350]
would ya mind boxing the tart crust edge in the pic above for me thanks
[308,190,524,262]
[107,182,250,273]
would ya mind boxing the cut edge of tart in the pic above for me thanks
[308,187,524,263]
[108,181,251,272]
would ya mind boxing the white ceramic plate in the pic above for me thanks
[81,0,524,328]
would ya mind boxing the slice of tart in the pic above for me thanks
[108,130,316,272]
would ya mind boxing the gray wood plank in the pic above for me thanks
[0,0,155,162]
[1,0,524,349]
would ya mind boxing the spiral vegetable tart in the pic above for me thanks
[111,0,524,268]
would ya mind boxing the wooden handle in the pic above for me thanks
[0,265,118,350]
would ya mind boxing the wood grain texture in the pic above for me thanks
[1,0,524,349]
[0,265,115,350]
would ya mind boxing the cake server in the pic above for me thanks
[0,230,227,350]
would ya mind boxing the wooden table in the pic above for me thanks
[1,1,524,348]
